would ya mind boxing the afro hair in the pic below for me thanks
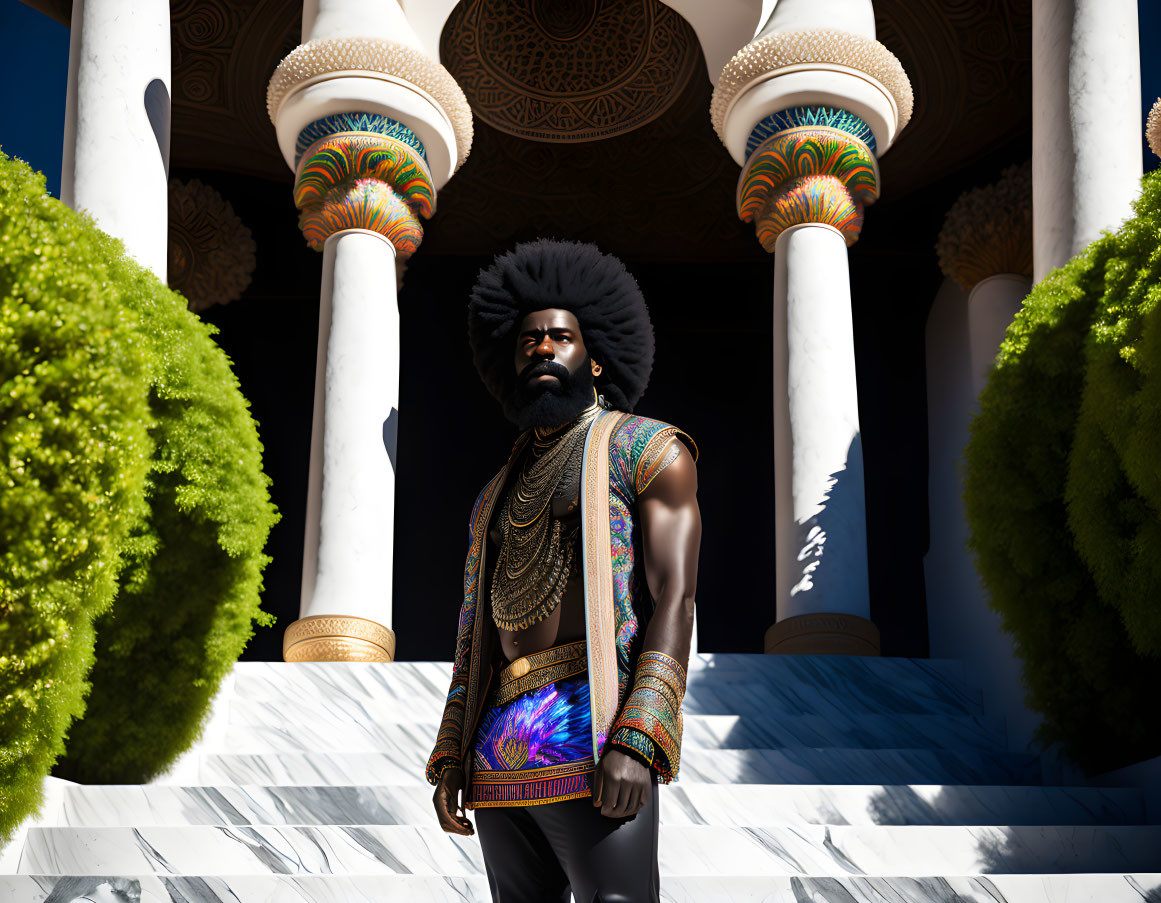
[468,239,655,413]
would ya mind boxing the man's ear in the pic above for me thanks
[591,358,603,377]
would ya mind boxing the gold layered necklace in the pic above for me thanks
[491,401,601,632]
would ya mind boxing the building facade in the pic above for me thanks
[18,0,1151,706]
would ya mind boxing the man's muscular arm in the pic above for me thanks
[636,444,701,663]
[593,442,701,817]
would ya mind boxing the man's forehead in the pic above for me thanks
[518,308,581,333]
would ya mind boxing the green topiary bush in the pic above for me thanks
[1065,198,1161,656]
[1,148,279,821]
[54,201,280,784]
[965,170,1161,772]
[0,153,154,843]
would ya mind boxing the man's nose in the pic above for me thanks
[534,335,554,357]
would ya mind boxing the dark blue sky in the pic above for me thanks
[1,3,69,196]
[2,0,1158,197]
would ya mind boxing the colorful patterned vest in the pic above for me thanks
[425,410,696,805]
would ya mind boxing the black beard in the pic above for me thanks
[504,359,597,431]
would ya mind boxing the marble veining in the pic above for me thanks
[232,656,982,719]
[5,873,1161,903]
[223,705,1005,754]
[19,824,1161,877]
[19,826,485,878]
[7,655,1158,902]
[200,745,1040,787]
[60,782,1145,829]
[659,783,1145,828]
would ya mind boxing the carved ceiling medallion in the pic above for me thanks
[168,178,257,313]
[441,0,700,143]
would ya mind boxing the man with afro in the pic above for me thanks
[426,239,701,901]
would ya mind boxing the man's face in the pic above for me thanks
[514,308,589,387]
[508,308,596,430]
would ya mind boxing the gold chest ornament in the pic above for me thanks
[490,403,598,632]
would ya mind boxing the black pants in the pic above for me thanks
[474,778,661,903]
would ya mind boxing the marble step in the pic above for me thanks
[231,656,984,718]
[20,824,1161,878]
[58,783,1148,829]
[200,747,1042,787]
[224,703,1008,753]
[8,874,1161,903]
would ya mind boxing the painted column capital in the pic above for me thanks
[267,36,472,188]
[736,106,880,250]
[712,28,913,165]
[267,31,473,258]
[292,122,434,255]
[1148,98,1161,162]
[711,28,911,252]
[936,162,1032,292]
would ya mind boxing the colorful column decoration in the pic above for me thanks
[1031,0,1141,280]
[61,0,171,277]
[1147,98,1161,163]
[737,106,880,251]
[924,162,1034,746]
[711,18,912,655]
[268,8,472,662]
[292,120,434,254]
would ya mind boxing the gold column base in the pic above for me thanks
[764,612,880,656]
[283,614,396,662]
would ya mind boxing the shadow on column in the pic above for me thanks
[789,434,868,604]
[768,435,879,655]
[143,78,169,176]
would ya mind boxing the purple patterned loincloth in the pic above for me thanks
[467,667,594,808]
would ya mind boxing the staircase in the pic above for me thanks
[4,654,1160,901]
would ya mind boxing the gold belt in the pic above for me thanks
[492,640,588,708]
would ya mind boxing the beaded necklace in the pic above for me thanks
[490,401,600,631]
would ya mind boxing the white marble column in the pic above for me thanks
[1032,0,1142,280]
[773,224,869,631]
[710,7,912,654]
[269,2,472,662]
[925,164,1038,750]
[61,0,171,277]
[299,230,400,635]
[966,276,1031,394]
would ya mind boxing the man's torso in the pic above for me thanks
[487,431,588,663]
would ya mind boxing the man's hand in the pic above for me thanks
[433,766,475,836]
[592,748,651,818]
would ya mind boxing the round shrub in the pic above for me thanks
[1065,198,1161,656]
[55,209,280,784]
[0,153,153,843]
[965,170,1161,772]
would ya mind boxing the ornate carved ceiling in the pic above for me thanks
[169,0,301,177]
[440,0,700,143]
[152,0,1029,260]
[875,0,1031,201]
